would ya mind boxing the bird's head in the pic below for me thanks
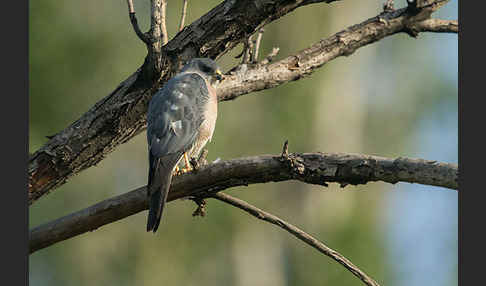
[181,58,224,82]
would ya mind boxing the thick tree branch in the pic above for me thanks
[212,192,380,286]
[29,152,457,254]
[28,0,339,205]
[28,0,455,205]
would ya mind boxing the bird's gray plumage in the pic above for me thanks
[146,58,221,232]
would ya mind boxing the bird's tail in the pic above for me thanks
[146,153,181,233]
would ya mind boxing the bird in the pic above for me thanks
[146,58,223,233]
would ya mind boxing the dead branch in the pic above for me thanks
[29,151,457,253]
[179,0,188,31]
[411,19,458,33]
[126,0,150,44]
[218,1,456,101]
[28,0,339,205]
[28,0,456,205]
[212,192,380,286]
[161,0,169,45]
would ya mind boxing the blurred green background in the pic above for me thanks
[29,0,458,285]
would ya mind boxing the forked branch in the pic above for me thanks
[29,151,457,254]
[126,0,150,44]
[28,0,456,207]
[212,192,380,286]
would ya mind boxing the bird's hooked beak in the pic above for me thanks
[215,69,224,81]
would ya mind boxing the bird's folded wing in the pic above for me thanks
[147,73,209,158]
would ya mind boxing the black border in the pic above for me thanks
[3,0,28,285]
[459,0,482,285]
[4,1,466,285]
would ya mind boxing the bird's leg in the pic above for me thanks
[190,149,208,171]
[173,165,181,176]
[180,152,193,173]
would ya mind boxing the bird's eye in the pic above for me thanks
[200,64,212,73]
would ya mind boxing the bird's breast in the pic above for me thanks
[190,83,218,158]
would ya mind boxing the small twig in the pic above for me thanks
[252,28,265,63]
[383,0,395,12]
[242,36,254,64]
[161,0,169,45]
[260,47,280,65]
[179,0,188,31]
[191,197,207,217]
[281,140,289,159]
[211,192,381,286]
[126,0,150,44]
[126,0,135,13]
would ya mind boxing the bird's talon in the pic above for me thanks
[190,157,200,171]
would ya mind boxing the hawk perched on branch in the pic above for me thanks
[146,58,223,232]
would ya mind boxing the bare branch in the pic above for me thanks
[28,0,454,205]
[218,11,457,101]
[253,28,265,62]
[161,0,169,45]
[150,0,162,41]
[29,152,457,253]
[212,192,380,286]
[242,36,254,64]
[411,19,458,33]
[260,47,280,65]
[179,0,188,31]
[126,0,150,44]
[383,0,395,12]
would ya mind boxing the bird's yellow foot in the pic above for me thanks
[179,153,193,173]
[173,166,181,176]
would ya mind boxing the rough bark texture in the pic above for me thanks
[28,0,339,205]
[30,152,458,253]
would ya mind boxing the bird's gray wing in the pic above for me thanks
[147,73,209,159]
[146,72,210,232]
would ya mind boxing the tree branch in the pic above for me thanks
[161,0,169,45]
[217,3,457,101]
[411,19,458,33]
[126,0,150,44]
[178,0,188,31]
[29,151,457,254]
[28,0,456,205]
[28,0,339,205]
[211,192,380,286]
[252,28,265,63]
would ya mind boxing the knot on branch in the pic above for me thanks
[334,158,380,187]
[278,141,329,187]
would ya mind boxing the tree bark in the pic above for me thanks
[28,0,339,205]
[28,0,456,205]
[29,151,458,253]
